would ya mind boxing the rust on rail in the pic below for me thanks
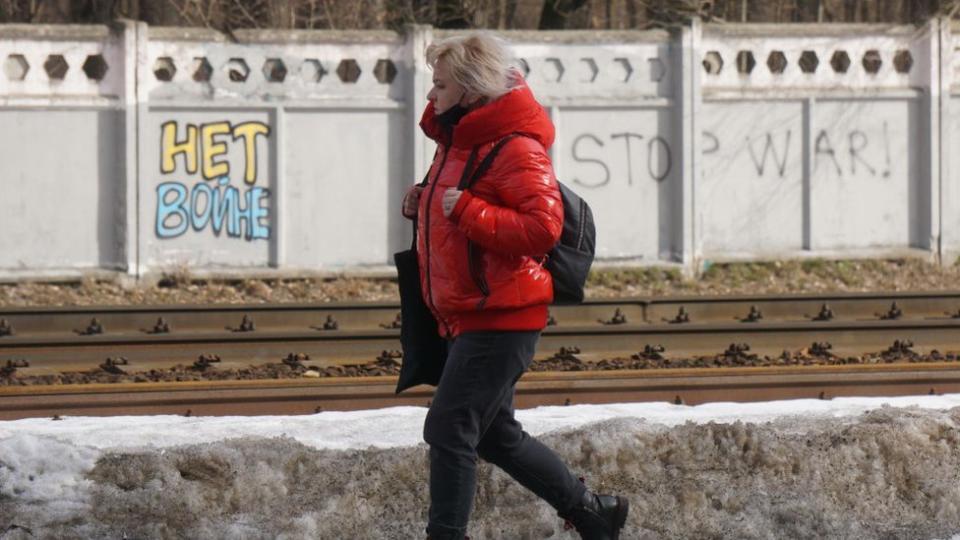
[2,363,960,420]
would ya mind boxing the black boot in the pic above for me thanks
[559,490,629,540]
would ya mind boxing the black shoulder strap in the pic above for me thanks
[420,145,440,187]
[456,133,521,190]
[410,145,441,247]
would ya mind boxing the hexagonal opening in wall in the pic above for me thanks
[336,59,361,83]
[579,58,598,82]
[517,58,531,78]
[736,50,755,74]
[300,59,327,83]
[225,58,250,82]
[263,58,287,82]
[542,58,565,82]
[153,57,176,81]
[373,59,397,84]
[192,57,212,82]
[798,51,819,73]
[82,54,107,80]
[893,50,913,73]
[862,50,882,74]
[612,58,633,82]
[702,51,723,75]
[4,54,29,81]
[44,54,68,80]
[830,50,851,73]
[766,51,787,74]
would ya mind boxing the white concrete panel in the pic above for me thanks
[810,99,917,249]
[701,25,927,92]
[0,31,125,99]
[144,32,403,103]
[554,107,676,261]
[283,110,402,268]
[701,101,804,255]
[508,39,672,103]
[0,23,951,278]
[0,110,122,270]
[140,109,274,270]
[945,95,960,259]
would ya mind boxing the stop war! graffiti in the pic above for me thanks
[155,120,271,241]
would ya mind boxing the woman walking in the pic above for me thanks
[401,34,629,540]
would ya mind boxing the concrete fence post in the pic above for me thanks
[682,19,703,274]
[924,17,943,263]
[132,19,150,278]
[117,19,146,277]
[938,17,956,264]
[406,24,433,186]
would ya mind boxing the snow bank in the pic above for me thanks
[2,397,960,539]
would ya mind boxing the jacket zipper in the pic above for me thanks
[576,198,587,251]
[467,241,489,309]
[423,146,453,337]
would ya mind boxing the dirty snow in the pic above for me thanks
[2,396,960,539]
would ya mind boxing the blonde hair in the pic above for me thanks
[425,33,513,101]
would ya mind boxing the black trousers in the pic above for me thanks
[423,330,586,539]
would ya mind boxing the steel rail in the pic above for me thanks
[2,291,960,334]
[2,363,960,420]
[3,318,960,375]
[4,293,960,420]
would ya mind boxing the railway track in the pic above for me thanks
[3,291,960,419]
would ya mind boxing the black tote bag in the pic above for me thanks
[394,187,448,394]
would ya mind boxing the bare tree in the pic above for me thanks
[539,0,589,28]
[0,0,955,27]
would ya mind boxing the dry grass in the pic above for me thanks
[1,259,958,307]
[586,258,960,298]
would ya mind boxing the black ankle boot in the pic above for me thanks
[559,490,629,540]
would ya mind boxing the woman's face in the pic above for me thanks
[427,58,466,114]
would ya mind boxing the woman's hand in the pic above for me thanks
[441,188,463,218]
[402,185,424,219]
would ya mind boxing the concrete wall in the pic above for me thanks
[0,21,956,279]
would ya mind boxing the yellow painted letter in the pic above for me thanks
[201,122,231,180]
[233,122,271,185]
[161,121,198,174]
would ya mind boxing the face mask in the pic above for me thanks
[436,92,470,128]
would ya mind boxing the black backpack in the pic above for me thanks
[458,133,596,304]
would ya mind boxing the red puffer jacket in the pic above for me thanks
[416,77,563,338]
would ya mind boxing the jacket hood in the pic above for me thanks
[420,74,555,150]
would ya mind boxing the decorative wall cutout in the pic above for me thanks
[44,54,68,80]
[4,54,28,80]
[517,58,530,78]
[612,57,633,82]
[336,59,361,83]
[830,50,851,73]
[736,51,756,74]
[700,46,915,79]
[373,59,397,84]
[767,51,787,74]
[300,59,326,83]
[543,57,565,82]
[154,57,176,81]
[798,51,819,73]
[263,58,287,82]
[225,58,250,82]
[192,57,212,82]
[862,49,882,74]
[893,50,913,73]
[580,57,599,82]
[82,54,108,80]
[702,51,723,75]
